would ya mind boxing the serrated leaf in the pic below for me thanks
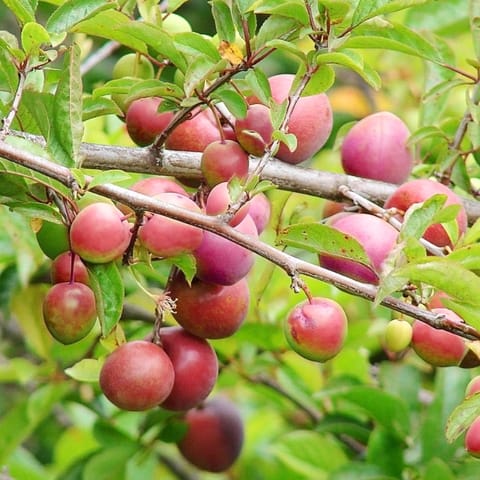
[408,126,446,146]
[0,44,19,94]
[3,0,35,25]
[183,56,225,97]
[344,21,444,64]
[446,244,480,271]
[352,0,430,27]
[212,86,248,119]
[446,393,480,443]
[51,44,83,167]
[211,0,236,43]
[124,79,185,104]
[169,253,196,285]
[88,262,125,337]
[393,259,480,306]
[73,10,148,53]
[277,222,372,267]
[272,130,297,152]
[302,64,335,95]
[4,202,63,222]
[320,0,351,22]
[87,170,132,189]
[65,358,102,382]
[47,0,116,34]
[317,50,381,90]
[21,22,50,54]
[266,39,307,61]
[254,15,299,50]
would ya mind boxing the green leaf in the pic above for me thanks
[174,32,221,62]
[462,217,480,244]
[211,0,236,42]
[21,22,50,54]
[4,202,63,222]
[366,427,404,477]
[271,431,348,477]
[399,194,447,241]
[50,44,84,167]
[0,43,19,94]
[83,445,139,480]
[169,253,196,285]
[3,0,35,25]
[277,223,372,267]
[87,170,132,189]
[183,56,225,97]
[158,417,189,443]
[212,86,248,119]
[124,79,184,104]
[319,1,351,22]
[88,262,125,337]
[250,0,309,24]
[302,64,335,95]
[272,130,297,153]
[408,125,447,146]
[393,259,480,306]
[73,10,148,53]
[470,0,480,61]
[65,358,102,382]
[118,21,187,71]
[423,458,456,480]
[352,0,430,26]
[245,67,272,105]
[82,95,122,121]
[344,21,444,64]
[254,15,299,49]
[266,38,306,62]
[317,50,381,90]
[47,0,115,34]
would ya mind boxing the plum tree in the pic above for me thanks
[284,297,348,362]
[70,203,132,263]
[42,282,97,344]
[384,179,467,247]
[168,271,250,339]
[138,192,204,257]
[319,213,398,284]
[200,139,249,187]
[177,396,244,472]
[99,340,175,411]
[341,111,413,184]
[159,326,218,411]
[50,251,90,285]
[126,97,174,146]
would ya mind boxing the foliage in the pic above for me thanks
[1,0,480,479]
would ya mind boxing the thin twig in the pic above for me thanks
[80,40,121,76]
[0,69,27,141]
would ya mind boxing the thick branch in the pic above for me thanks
[1,140,480,340]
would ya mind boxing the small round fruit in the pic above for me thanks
[384,319,413,352]
[341,111,413,184]
[200,140,249,187]
[160,326,218,411]
[112,53,154,80]
[169,271,250,339]
[70,203,131,264]
[126,97,174,146]
[42,282,97,344]
[411,309,467,367]
[465,416,480,457]
[234,104,273,157]
[284,297,348,362]
[205,182,250,227]
[138,193,204,258]
[177,397,244,473]
[36,221,70,259]
[99,340,175,411]
[162,13,192,34]
[50,251,89,285]
[248,192,271,234]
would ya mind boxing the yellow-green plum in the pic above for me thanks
[384,319,412,353]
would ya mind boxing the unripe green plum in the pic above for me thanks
[411,309,467,367]
[112,53,154,80]
[126,97,174,146]
[200,140,249,187]
[384,179,467,247]
[268,74,333,164]
[42,282,97,344]
[169,271,249,339]
[341,111,413,184]
[319,213,398,284]
[234,104,273,157]
[138,193,204,257]
[177,396,244,473]
[165,109,223,152]
[194,214,258,286]
[284,297,348,362]
[36,221,70,259]
[162,13,192,34]
[160,326,218,411]
[465,416,480,457]
[50,251,89,285]
[99,340,175,411]
[70,203,131,264]
[384,319,413,353]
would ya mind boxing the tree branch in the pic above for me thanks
[1,140,480,340]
